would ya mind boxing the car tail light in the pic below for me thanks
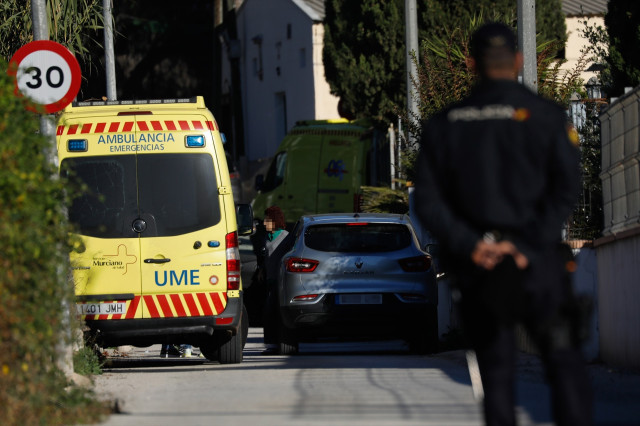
[286,257,319,273]
[292,294,319,302]
[398,255,432,272]
[346,222,368,226]
[226,231,241,290]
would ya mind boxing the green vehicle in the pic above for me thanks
[252,119,386,225]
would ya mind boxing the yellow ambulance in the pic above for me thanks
[56,97,253,364]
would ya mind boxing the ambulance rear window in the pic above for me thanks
[61,153,221,238]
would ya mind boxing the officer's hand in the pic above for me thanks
[471,240,529,270]
[471,240,503,270]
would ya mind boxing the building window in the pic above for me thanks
[287,23,292,39]
[299,48,306,68]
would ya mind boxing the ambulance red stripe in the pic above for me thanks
[206,121,215,131]
[108,122,119,132]
[143,295,160,318]
[81,123,92,133]
[67,124,78,134]
[151,120,163,131]
[192,121,203,130]
[183,293,200,316]
[137,121,149,131]
[57,125,64,136]
[125,295,140,319]
[197,293,214,316]
[165,120,176,130]
[178,120,190,130]
[122,122,134,132]
[95,123,106,133]
[210,292,224,314]
[170,294,187,317]
[156,294,173,317]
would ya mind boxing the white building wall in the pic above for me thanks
[237,0,338,162]
[561,16,604,84]
[312,23,340,120]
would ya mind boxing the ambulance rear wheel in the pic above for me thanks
[217,310,245,364]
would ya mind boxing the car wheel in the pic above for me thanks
[277,321,298,355]
[408,305,439,355]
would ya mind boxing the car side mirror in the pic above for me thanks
[236,204,254,236]
[254,174,264,191]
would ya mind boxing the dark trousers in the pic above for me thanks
[456,248,593,426]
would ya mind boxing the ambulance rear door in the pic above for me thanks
[59,114,143,320]
[135,112,231,320]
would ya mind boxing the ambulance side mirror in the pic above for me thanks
[236,204,254,236]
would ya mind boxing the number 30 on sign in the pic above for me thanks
[8,40,82,114]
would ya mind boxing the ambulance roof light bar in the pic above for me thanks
[73,97,198,107]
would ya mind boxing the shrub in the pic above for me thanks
[0,58,108,425]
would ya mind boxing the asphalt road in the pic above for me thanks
[90,328,640,426]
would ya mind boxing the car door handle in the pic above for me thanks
[144,258,171,264]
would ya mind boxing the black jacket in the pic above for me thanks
[414,79,580,264]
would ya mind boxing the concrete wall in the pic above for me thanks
[596,85,640,371]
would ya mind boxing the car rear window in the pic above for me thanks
[304,223,412,252]
[61,153,220,238]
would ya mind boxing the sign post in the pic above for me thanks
[8,40,82,113]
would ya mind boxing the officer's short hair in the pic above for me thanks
[470,22,518,73]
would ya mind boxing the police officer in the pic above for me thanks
[414,22,592,426]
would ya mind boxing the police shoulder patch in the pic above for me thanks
[567,124,579,147]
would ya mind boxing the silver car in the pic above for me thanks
[268,213,438,354]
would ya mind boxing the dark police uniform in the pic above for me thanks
[414,77,593,425]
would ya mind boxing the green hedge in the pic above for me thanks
[0,59,107,425]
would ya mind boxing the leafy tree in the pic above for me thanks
[420,0,566,48]
[106,0,216,102]
[323,0,406,125]
[604,0,640,96]
[323,0,567,127]
[0,0,103,68]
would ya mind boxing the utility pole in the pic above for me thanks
[103,0,117,100]
[30,0,75,379]
[30,0,56,144]
[517,0,537,92]
[405,0,419,145]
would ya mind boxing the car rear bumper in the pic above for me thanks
[84,295,244,347]
[280,293,436,340]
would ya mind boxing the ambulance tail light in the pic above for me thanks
[186,135,205,147]
[226,231,241,290]
[67,139,88,152]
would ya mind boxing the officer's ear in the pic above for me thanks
[514,52,524,75]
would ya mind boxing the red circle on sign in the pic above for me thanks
[8,40,82,114]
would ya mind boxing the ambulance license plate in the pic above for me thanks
[77,302,126,316]
[336,294,382,305]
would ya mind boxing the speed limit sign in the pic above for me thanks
[8,40,82,114]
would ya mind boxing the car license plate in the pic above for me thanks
[77,302,126,315]
[336,294,382,305]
